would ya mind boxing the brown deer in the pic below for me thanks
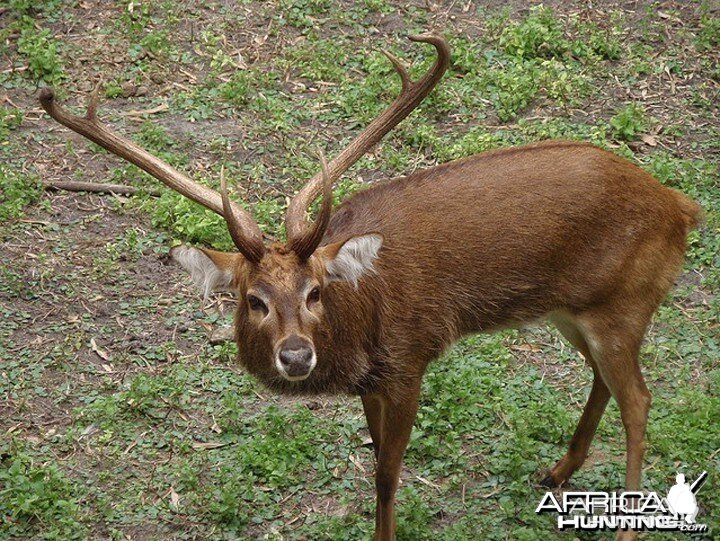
[39,34,701,541]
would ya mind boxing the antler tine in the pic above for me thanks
[381,50,409,92]
[221,166,265,262]
[86,79,102,120]
[285,33,450,247]
[286,151,333,260]
[38,86,265,261]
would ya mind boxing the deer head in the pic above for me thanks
[38,34,450,383]
[170,157,384,383]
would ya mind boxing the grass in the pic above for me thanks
[0,163,42,222]
[0,1,718,540]
[610,104,650,142]
[0,448,86,540]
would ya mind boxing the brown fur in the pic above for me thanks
[210,141,699,397]
[199,140,700,541]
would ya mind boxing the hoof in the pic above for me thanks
[539,474,560,488]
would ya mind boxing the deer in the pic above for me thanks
[39,33,701,541]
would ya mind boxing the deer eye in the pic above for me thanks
[306,286,321,306]
[247,294,268,314]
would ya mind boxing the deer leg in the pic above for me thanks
[541,373,611,487]
[578,315,651,541]
[590,334,651,491]
[362,394,384,460]
[616,373,651,492]
[611,365,650,541]
[542,316,611,487]
[373,386,421,541]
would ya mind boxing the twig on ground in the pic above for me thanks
[43,180,161,196]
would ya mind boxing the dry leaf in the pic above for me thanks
[90,338,110,361]
[209,326,234,345]
[80,424,98,438]
[360,436,374,447]
[510,343,542,353]
[169,487,180,510]
[415,475,441,489]
[640,134,657,147]
[349,454,366,474]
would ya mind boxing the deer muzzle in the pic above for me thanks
[275,335,316,381]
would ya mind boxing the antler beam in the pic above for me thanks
[38,85,265,262]
[284,33,451,246]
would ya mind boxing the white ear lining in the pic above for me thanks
[171,246,234,299]
[325,234,383,287]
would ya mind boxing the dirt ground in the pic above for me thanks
[1,1,718,540]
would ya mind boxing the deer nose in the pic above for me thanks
[276,337,316,380]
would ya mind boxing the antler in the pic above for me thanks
[284,33,451,249]
[38,84,265,263]
[286,151,333,259]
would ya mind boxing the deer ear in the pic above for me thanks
[318,234,383,287]
[171,245,244,299]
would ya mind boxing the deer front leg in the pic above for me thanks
[371,385,421,541]
[362,394,384,460]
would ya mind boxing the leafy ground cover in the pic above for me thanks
[0,1,718,540]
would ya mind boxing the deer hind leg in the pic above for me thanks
[570,308,653,541]
[577,312,651,495]
[541,314,612,487]
[544,309,651,541]
[543,308,652,493]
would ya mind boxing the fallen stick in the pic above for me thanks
[43,180,161,197]
[119,103,169,118]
